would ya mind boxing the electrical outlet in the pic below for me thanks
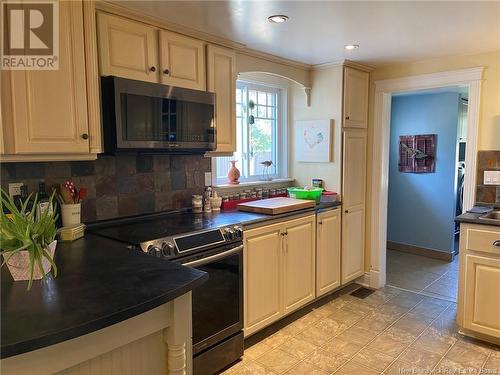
[204,172,212,187]
[8,182,24,198]
[484,170,500,185]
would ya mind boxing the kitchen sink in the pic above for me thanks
[479,210,500,221]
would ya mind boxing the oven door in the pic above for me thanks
[180,243,243,355]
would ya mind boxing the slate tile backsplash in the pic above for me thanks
[476,150,500,206]
[1,154,211,222]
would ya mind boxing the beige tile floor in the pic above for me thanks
[221,286,499,375]
[386,249,459,301]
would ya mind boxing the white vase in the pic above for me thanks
[61,203,81,227]
[4,240,57,281]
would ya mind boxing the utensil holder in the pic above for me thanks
[61,203,81,227]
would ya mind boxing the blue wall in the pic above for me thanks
[388,92,459,253]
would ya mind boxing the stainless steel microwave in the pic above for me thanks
[101,76,216,153]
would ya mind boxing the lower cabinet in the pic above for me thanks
[244,215,316,336]
[316,208,341,297]
[458,223,500,340]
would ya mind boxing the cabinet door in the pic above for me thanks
[207,45,236,154]
[463,254,500,337]
[283,215,316,315]
[159,30,205,90]
[97,13,159,82]
[343,67,369,129]
[244,223,283,336]
[1,1,90,154]
[342,130,367,283]
[317,209,341,297]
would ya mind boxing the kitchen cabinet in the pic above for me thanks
[316,208,341,297]
[343,67,369,129]
[97,13,159,83]
[244,215,316,336]
[159,30,206,90]
[1,0,101,160]
[244,222,282,336]
[206,45,236,154]
[458,224,500,341]
[341,129,367,284]
[282,216,316,314]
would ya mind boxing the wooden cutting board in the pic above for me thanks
[237,197,315,215]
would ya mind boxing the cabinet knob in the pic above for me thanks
[163,68,170,75]
[81,133,89,140]
[345,209,349,214]
[345,116,350,120]
[494,240,500,247]
[149,66,156,72]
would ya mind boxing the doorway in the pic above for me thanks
[385,87,468,301]
[368,67,483,292]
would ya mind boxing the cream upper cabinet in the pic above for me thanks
[282,215,316,314]
[343,67,369,129]
[316,209,341,297]
[159,30,206,90]
[341,129,367,283]
[1,1,96,156]
[457,224,500,340]
[244,222,283,336]
[97,13,159,82]
[206,45,236,154]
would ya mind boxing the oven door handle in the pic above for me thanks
[182,245,243,268]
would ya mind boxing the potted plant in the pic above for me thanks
[0,189,58,290]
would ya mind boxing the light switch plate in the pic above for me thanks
[204,172,212,187]
[8,182,24,198]
[484,170,500,185]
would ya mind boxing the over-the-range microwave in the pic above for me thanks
[101,76,216,153]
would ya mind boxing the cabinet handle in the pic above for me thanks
[163,68,170,75]
[345,116,350,120]
[494,240,500,247]
[81,133,89,140]
[318,221,323,225]
[149,66,156,72]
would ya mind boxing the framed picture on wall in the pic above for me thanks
[295,119,333,162]
[399,134,436,173]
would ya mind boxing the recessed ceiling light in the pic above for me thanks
[344,44,359,51]
[268,15,289,23]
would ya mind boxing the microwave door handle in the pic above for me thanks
[182,245,243,268]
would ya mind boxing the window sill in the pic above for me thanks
[213,178,295,190]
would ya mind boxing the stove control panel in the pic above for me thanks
[140,224,243,260]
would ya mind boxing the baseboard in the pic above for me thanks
[387,241,454,261]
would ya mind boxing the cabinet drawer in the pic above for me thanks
[464,226,500,256]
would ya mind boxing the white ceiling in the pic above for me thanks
[114,1,500,66]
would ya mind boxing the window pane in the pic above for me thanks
[267,93,275,106]
[258,91,267,106]
[257,105,266,118]
[236,88,243,103]
[236,103,242,115]
[249,90,257,103]
[249,118,273,176]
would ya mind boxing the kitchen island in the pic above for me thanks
[1,234,208,375]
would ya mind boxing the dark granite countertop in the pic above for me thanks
[207,201,342,228]
[455,211,500,227]
[1,234,208,359]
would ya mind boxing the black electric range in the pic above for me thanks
[89,211,244,375]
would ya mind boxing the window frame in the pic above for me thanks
[212,78,288,186]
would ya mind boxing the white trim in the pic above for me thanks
[370,67,484,289]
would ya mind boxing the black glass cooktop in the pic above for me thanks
[89,212,238,245]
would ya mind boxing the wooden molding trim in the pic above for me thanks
[1,154,98,162]
[83,0,103,154]
[96,0,245,50]
[387,241,454,261]
[237,48,312,71]
[313,59,374,72]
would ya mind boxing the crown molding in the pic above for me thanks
[236,48,312,71]
[313,59,374,72]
